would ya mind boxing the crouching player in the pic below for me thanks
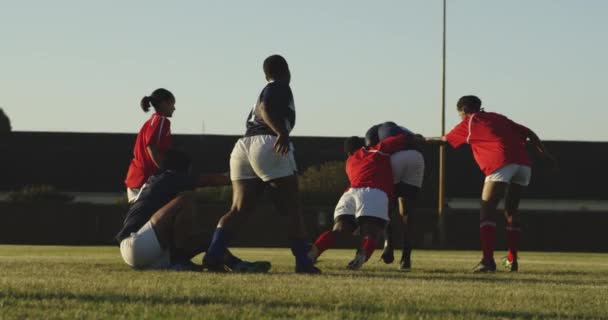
[115,149,270,272]
[308,133,414,270]
[365,121,425,271]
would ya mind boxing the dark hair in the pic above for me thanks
[263,55,290,80]
[140,88,175,113]
[161,149,191,172]
[457,95,482,114]
[344,136,365,155]
[364,124,381,147]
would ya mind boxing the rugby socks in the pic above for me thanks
[361,235,378,261]
[206,228,231,259]
[291,239,313,267]
[313,231,336,256]
[506,222,521,262]
[479,218,496,263]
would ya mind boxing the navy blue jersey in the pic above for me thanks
[115,170,196,243]
[245,81,295,136]
[365,122,418,150]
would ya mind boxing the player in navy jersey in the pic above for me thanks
[117,149,269,272]
[203,55,319,274]
[365,122,425,271]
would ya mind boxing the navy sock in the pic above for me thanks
[291,239,312,266]
[224,253,243,269]
[206,228,231,259]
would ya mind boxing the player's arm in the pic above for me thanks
[259,87,291,155]
[526,128,557,165]
[197,173,231,187]
[146,144,163,168]
[146,117,170,168]
[425,136,447,145]
[377,134,410,154]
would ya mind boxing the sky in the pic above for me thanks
[1,0,607,141]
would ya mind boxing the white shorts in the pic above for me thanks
[391,150,425,188]
[334,187,389,221]
[126,187,140,203]
[230,135,298,182]
[485,163,532,186]
[119,221,170,269]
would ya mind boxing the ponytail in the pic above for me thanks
[140,88,174,113]
[140,96,152,112]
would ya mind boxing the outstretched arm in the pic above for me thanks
[425,136,447,145]
[527,129,556,163]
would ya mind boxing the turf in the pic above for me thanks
[0,246,607,319]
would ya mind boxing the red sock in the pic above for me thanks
[361,236,377,261]
[313,231,336,255]
[480,218,496,263]
[506,223,521,262]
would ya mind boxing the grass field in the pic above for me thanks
[0,246,607,319]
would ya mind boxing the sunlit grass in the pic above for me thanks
[0,246,607,319]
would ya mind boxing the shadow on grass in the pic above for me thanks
[0,290,601,320]
[264,268,608,287]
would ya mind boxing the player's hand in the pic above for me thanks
[542,153,560,176]
[274,134,290,155]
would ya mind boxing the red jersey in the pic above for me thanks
[445,111,531,176]
[346,134,409,200]
[125,113,172,188]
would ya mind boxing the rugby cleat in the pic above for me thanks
[169,260,203,272]
[472,259,497,273]
[295,263,322,274]
[501,256,518,272]
[380,246,395,264]
[399,255,411,271]
[231,261,272,273]
[347,250,367,270]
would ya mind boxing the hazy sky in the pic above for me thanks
[1,0,607,140]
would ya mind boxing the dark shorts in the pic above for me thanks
[395,182,420,201]
[335,215,387,229]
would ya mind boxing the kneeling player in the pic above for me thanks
[365,121,425,270]
[308,134,413,269]
[115,149,269,272]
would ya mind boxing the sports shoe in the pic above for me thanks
[231,261,272,273]
[169,260,203,272]
[502,256,518,272]
[202,255,228,273]
[472,259,497,273]
[380,247,395,264]
[295,263,322,274]
[399,255,411,271]
[307,246,320,265]
[347,250,367,270]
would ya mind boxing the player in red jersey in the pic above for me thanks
[430,95,555,272]
[125,88,176,203]
[307,133,415,270]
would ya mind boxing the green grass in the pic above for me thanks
[1,246,607,319]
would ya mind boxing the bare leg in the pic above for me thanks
[348,218,385,270]
[476,181,508,269]
[504,183,524,267]
[268,174,320,272]
[268,175,306,240]
[216,179,265,231]
[203,179,264,268]
[398,195,416,269]
[308,216,357,262]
